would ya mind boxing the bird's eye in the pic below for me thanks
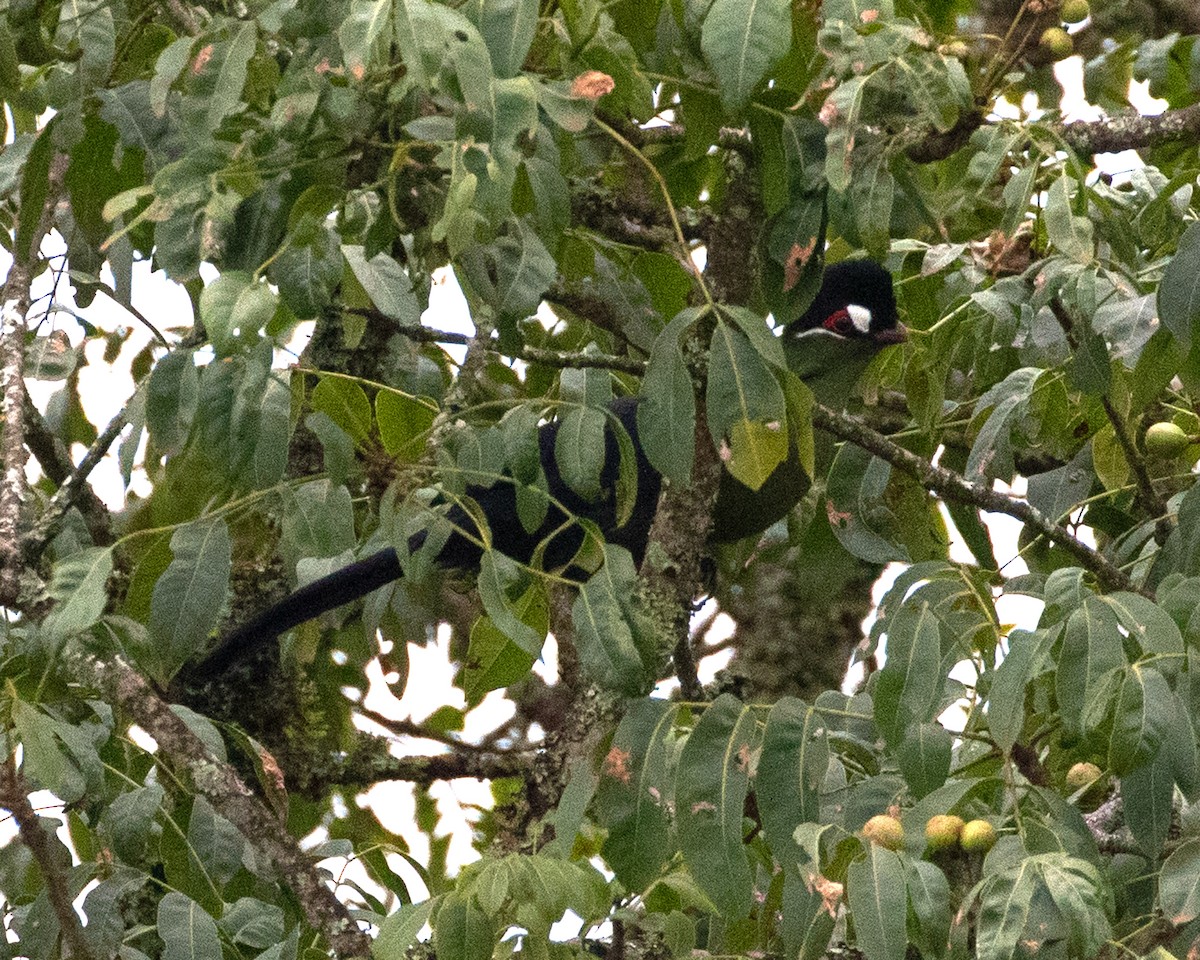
[822,309,855,336]
[822,304,874,337]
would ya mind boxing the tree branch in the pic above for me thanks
[0,151,69,606]
[24,407,128,561]
[810,402,1144,596]
[22,389,113,546]
[0,757,95,960]
[62,649,373,959]
[346,307,649,374]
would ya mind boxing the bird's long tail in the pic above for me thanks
[192,547,403,677]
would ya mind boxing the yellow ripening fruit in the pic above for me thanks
[960,820,998,853]
[862,814,905,851]
[924,814,965,853]
[1061,0,1090,24]
[1066,761,1103,791]
[1039,27,1074,59]
[1144,422,1190,459]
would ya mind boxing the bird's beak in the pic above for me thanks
[872,324,907,346]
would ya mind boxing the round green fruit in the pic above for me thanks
[960,820,998,853]
[1144,422,1190,459]
[924,814,965,853]
[1039,27,1074,59]
[1061,0,1090,23]
[862,814,905,851]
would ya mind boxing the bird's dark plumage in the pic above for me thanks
[195,260,903,676]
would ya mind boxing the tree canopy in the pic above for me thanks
[2,0,1200,958]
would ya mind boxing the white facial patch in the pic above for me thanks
[847,303,873,334]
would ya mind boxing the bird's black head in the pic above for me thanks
[787,260,905,345]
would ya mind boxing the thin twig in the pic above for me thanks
[24,408,129,561]
[345,307,649,374]
[22,389,113,546]
[1047,298,1170,539]
[0,756,95,960]
[356,704,510,754]
[810,401,1144,596]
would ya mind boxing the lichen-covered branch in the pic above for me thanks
[62,649,373,959]
[1059,101,1200,156]
[0,151,68,606]
[0,757,95,960]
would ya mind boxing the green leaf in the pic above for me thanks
[639,309,699,486]
[41,547,113,647]
[988,628,1050,753]
[158,892,221,960]
[199,21,256,133]
[723,305,785,369]
[782,869,836,960]
[1091,423,1130,491]
[896,722,952,799]
[1045,173,1094,263]
[757,698,827,866]
[1055,598,1125,738]
[1108,663,1172,774]
[148,519,232,681]
[854,151,894,261]
[596,699,678,891]
[1159,838,1200,925]
[676,694,759,918]
[11,700,82,802]
[231,357,290,489]
[147,349,199,455]
[823,75,865,194]
[707,319,786,462]
[477,553,546,658]
[700,0,791,110]
[460,0,537,78]
[1160,220,1200,348]
[342,245,422,324]
[461,603,541,705]
[1121,751,1173,855]
[975,860,1036,960]
[271,226,341,319]
[339,0,395,78]
[1096,591,1184,660]
[311,375,373,444]
[434,893,495,960]
[1036,855,1111,958]
[377,390,435,462]
[1068,324,1112,395]
[376,902,434,960]
[218,897,285,948]
[725,417,788,492]
[494,220,556,330]
[99,783,165,864]
[281,480,356,561]
[572,545,647,693]
[905,859,951,960]
[874,603,942,745]
[16,121,55,262]
[830,441,912,561]
[846,845,907,960]
[555,405,606,501]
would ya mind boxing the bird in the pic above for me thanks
[192,259,903,676]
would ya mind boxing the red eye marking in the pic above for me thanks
[823,308,853,335]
